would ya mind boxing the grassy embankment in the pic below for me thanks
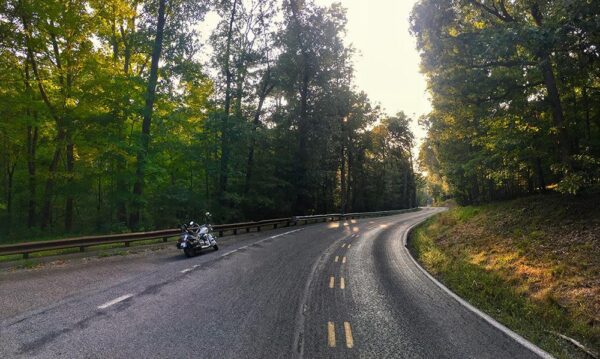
[409,194,599,359]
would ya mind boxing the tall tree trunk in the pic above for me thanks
[219,0,238,201]
[531,4,571,168]
[244,75,273,194]
[130,0,167,228]
[409,152,416,207]
[24,62,38,228]
[339,118,347,213]
[346,140,354,212]
[243,102,263,195]
[115,153,128,225]
[41,129,66,229]
[402,167,409,208]
[535,157,546,192]
[538,56,571,166]
[115,24,134,225]
[22,13,65,230]
[116,16,136,225]
[295,69,311,213]
[582,86,591,141]
[4,151,16,226]
[7,164,15,216]
[64,134,75,232]
[290,0,312,214]
[205,146,211,204]
[97,175,103,229]
[27,125,38,228]
[234,69,244,117]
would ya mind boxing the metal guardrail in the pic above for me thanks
[0,208,419,259]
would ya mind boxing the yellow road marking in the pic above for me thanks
[340,277,345,289]
[344,322,354,348]
[329,276,335,289]
[335,256,339,262]
[347,244,352,249]
[342,256,347,264]
[341,243,346,248]
[328,322,336,347]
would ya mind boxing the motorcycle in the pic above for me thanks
[177,212,219,257]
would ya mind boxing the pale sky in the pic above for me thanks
[315,0,431,145]
[200,0,431,146]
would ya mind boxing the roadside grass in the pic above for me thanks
[0,237,176,265]
[409,194,599,359]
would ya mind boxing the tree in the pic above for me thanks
[0,0,418,240]
[411,0,600,202]
[129,0,167,228]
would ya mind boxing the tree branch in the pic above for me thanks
[468,59,537,69]
[467,0,513,22]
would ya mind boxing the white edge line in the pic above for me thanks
[98,294,133,309]
[222,248,238,256]
[402,211,555,359]
[180,268,193,273]
[220,228,305,259]
[268,228,304,239]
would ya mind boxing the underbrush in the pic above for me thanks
[411,193,600,358]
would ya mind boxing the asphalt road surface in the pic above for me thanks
[0,209,548,358]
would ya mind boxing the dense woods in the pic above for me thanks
[412,0,600,204]
[0,0,417,238]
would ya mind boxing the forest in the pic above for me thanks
[0,0,419,239]
[412,0,600,204]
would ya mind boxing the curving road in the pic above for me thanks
[0,208,548,358]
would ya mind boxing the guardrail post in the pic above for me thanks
[80,246,85,252]
[219,230,224,237]
[163,237,168,242]
[274,223,278,229]
[257,225,261,232]
[246,228,250,233]
[233,229,238,235]
[23,253,29,259]
[286,220,290,227]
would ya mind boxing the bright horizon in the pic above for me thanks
[315,0,431,148]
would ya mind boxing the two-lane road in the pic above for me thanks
[0,209,548,358]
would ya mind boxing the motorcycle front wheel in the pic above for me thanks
[213,244,219,251]
[184,247,195,258]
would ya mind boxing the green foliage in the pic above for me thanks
[554,152,600,194]
[0,0,418,241]
[412,0,600,203]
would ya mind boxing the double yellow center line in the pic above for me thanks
[329,276,346,289]
[326,236,355,349]
[334,256,347,263]
[327,321,354,348]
